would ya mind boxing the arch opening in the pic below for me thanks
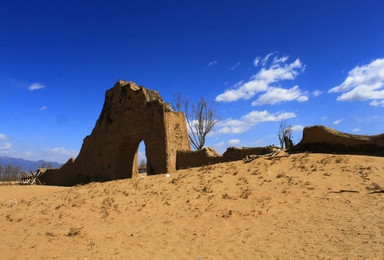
[137,140,147,175]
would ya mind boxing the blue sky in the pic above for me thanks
[1,0,384,163]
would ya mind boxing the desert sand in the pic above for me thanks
[1,152,384,259]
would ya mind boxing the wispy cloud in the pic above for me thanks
[215,141,226,148]
[291,125,304,132]
[0,133,8,141]
[370,99,384,107]
[229,62,240,70]
[215,53,306,105]
[0,142,12,150]
[227,139,241,146]
[208,60,218,67]
[39,106,47,111]
[46,147,78,162]
[352,127,361,133]
[51,147,77,157]
[217,110,296,134]
[261,52,276,66]
[333,118,343,125]
[329,58,384,106]
[273,55,288,64]
[0,133,11,150]
[11,146,78,164]
[28,82,45,91]
[254,57,260,67]
[217,119,249,134]
[312,90,322,97]
[252,85,308,106]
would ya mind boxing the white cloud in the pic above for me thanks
[208,60,218,67]
[273,55,288,64]
[242,110,296,124]
[0,133,8,141]
[28,83,45,91]
[39,106,47,111]
[369,99,384,107]
[51,147,78,158]
[217,119,250,134]
[312,90,322,97]
[0,142,12,150]
[228,139,241,146]
[333,119,343,125]
[0,133,11,150]
[334,83,384,101]
[262,52,275,66]
[252,85,308,106]
[297,95,309,102]
[329,58,384,105]
[254,57,260,67]
[215,80,269,102]
[215,53,305,105]
[352,127,361,133]
[215,141,226,147]
[258,58,303,82]
[291,125,304,132]
[229,62,240,70]
[186,119,199,135]
[218,110,296,134]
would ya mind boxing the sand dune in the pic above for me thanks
[1,152,384,259]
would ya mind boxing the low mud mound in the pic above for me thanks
[291,125,384,156]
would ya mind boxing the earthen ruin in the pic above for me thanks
[39,80,384,187]
[40,80,191,186]
[290,125,384,156]
[176,146,278,169]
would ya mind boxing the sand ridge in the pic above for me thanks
[1,152,384,259]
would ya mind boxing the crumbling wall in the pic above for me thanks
[221,146,275,162]
[290,125,384,156]
[164,111,191,171]
[176,147,222,169]
[39,80,190,186]
[176,146,277,169]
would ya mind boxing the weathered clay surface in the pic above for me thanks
[176,146,276,169]
[222,146,276,161]
[176,147,221,169]
[290,125,384,156]
[40,80,190,186]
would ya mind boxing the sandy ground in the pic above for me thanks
[1,152,384,259]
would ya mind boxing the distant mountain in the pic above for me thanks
[0,156,61,172]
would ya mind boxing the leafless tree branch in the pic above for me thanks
[173,94,219,150]
[278,119,293,149]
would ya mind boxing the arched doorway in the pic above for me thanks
[137,141,147,175]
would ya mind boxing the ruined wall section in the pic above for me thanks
[176,147,222,169]
[40,80,190,186]
[290,125,384,156]
[222,146,275,162]
[163,111,191,172]
[176,146,276,169]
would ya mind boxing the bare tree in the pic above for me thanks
[173,94,219,150]
[171,92,185,112]
[278,119,293,149]
[0,164,21,181]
